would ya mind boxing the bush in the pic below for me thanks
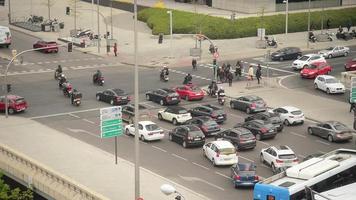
[138,7,356,39]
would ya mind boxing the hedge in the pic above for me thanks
[137,7,356,39]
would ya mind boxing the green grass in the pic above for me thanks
[138,7,356,39]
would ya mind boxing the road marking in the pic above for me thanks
[140,141,148,145]
[67,128,100,138]
[151,145,167,152]
[69,113,81,118]
[82,119,96,124]
[215,171,232,180]
[239,155,255,162]
[192,162,210,170]
[178,175,225,191]
[172,153,188,161]
[257,140,270,146]
[316,139,331,146]
[318,150,326,154]
[29,108,100,119]
[140,101,156,108]
[278,74,296,89]
[298,154,306,158]
[290,131,307,138]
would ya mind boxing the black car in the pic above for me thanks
[215,128,256,150]
[231,163,259,188]
[189,104,227,123]
[122,104,150,123]
[169,125,205,148]
[96,88,130,105]
[230,95,267,114]
[271,47,302,61]
[234,120,277,141]
[185,116,221,136]
[145,88,180,106]
[245,112,283,132]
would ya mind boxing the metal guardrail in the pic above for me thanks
[0,143,109,200]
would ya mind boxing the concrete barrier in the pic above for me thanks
[341,71,356,87]
[0,143,109,200]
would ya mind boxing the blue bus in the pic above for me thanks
[253,149,356,200]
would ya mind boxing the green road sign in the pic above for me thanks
[100,106,123,138]
[350,78,356,103]
[101,119,121,127]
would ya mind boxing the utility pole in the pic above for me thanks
[30,0,33,16]
[285,0,289,34]
[8,0,11,24]
[74,0,77,33]
[167,10,173,58]
[307,0,311,48]
[110,0,113,39]
[97,0,100,53]
[48,0,50,20]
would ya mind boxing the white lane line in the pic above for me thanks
[69,113,81,118]
[239,155,254,162]
[82,119,96,124]
[290,131,307,138]
[151,145,167,153]
[215,171,232,180]
[140,101,156,108]
[319,150,326,154]
[192,162,210,170]
[29,108,100,119]
[278,74,296,89]
[172,153,188,161]
[37,62,43,64]
[257,140,270,146]
[316,140,331,146]
[140,141,148,145]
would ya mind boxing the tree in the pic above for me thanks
[42,0,56,20]
[0,173,34,200]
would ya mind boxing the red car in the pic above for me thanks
[33,40,59,53]
[0,95,28,114]
[300,61,332,79]
[345,58,356,71]
[174,85,205,101]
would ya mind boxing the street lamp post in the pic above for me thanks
[167,10,173,58]
[110,0,113,39]
[284,0,289,34]
[307,0,311,48]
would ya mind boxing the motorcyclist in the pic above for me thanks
[309,31,316,42]
[217,87,225,98]
[71,89,81,105]
[58,74,67,88]
[93,70,102,83]
[183,73,193,85]
[160,66,169,80]
[56,65,62,74]
[208,80,218,96]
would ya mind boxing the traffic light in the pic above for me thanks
[158,33,163,44]
[6,84,11,93]
[0,0,5,6]
[68,42,73,52]
[66,7,70,15]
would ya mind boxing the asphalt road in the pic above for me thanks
[2,31,356,200]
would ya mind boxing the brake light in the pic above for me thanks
[250,103,256,108]
[116,96,121,100]
[234,175,240,180]
[293,158,299,162]
[128,96,132,100]
[260,128,268,133]
[276,159,283,163]
[201,125,208,132]
[254,175,259,181]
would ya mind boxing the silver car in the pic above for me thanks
[318,46,350,59]
[307,121,354,142]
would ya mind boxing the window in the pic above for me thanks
[279,154,296,159]
[291,110,302,115]
[138,124,143,130]
[227,131,237,137]
[145,124,159,131]
[318,77,325,82]
[323,124,332,129]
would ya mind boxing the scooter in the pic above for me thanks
[309,32,317,43]
[217,93,225,105]
[62,82,73,97]
[265,36,278,48]
[72,97,81,106]
[160,74,169,82]
[93,76,104,86]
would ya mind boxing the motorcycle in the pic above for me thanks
[93,75,104,86]
[217,92,225,105]
[309,32,317,43]
[71,92,82,106]
[264,36,278,48]
[160,73,169,82]
[54,71,62,80]
[62,82,73,97]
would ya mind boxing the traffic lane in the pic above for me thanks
[34,114,253,200]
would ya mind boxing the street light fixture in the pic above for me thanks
[167,10,173,59]
[283,0,289,34]
[160,184,185,200]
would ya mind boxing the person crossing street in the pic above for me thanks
[256,64,262,84]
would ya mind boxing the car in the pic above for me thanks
[184,116,221,136]
[33,40,58,53]
[307,121,354,142]
[245,111,283,132]
[260,145,299,173]
[0,95,28,114]
[169,125,205,148]
[314,75,345,94]
[318,46,350,59]
[158,106,192,125]
[292,54,325,70]
[188,104,227,123]
[230,95,267,114]
[145,88,180,106]
[231,163,259,188]
[203,140,238,166]
[234,120,277,141]
[300,61,332,79]
[344,58,356,71]
[271,47,302,61]
[271,106,305,126]
[124,121,164,141]
[174,85,205,101]
[96,88,131,105]
[122,104,150,124]
[214,128,256,150]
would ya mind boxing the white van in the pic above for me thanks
[0,26,11,48]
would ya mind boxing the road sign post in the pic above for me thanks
[100,106,123,164]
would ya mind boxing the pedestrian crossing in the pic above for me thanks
[0,57,104,68]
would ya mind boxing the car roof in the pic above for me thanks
[324,121,345,126]
[125,104,147,109]
[210,140,234,149]
[270,145,295,154]
[168,106,187,111]
[180,124,200,130]
[138,121,156,125]
[241,95,262,100]
[109,88,125,94]
[196,116,213,121]
[317,75,336,79]
[280,106,300,112]
[231,127,252,134]
[202,104,221,110]
[237,162,256,170]
[160,88,176,93]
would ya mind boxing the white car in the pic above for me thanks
[292,54,325,70]
[318,46,350,59]
[260,145,299,173]
[158,106,192,125]
[314,75,345,94]
[203,140,238,166]
[125,121,165,141]
[271,106,305,126]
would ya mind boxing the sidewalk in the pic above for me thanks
[0,116,209,200]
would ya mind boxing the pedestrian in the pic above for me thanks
[326,18,331,30]
[219,69,225,83]
[216,66,220,81]
[227,71,233,87]
[256,64,262,84]
[347,19,352,32]
[350,101,355,112]
[192,58,197,71]
[247,65,254,87]
[113,43,118,57]
[235,60,242,79]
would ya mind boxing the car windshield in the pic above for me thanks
[212,110,224,115]
[267,112,279,117]
[325,78,338,84]
[333,122,348,131]
[112,89,125,95]
[238,163,256,171]
[190,86,201,92]
[219,147,236,155]
[299,56,309,61]
[240,132,253,139]
[248,96,262,101]
[279,154,296,159]
[15,98,25,103]
[291,110,302,115]
[326,47,333,50]
[204,120,218,126]
[145,124,159,131]
[305,64,317,69]
[177,109,188,114]
[188,131,204,137]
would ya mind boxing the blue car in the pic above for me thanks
[231,163,259,188]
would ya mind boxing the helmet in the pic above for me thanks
[220,87,223,90]
[163,65,167,69]
[61,74,65,78]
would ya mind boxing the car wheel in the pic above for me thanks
[328,135,333,142]
[271,163,277,173]
[185,96,189,101]
[344,52,348,57]
[314,83,319,89]
[96,95,100,101]
[172,118,178,125]
[8,108,15,115]
[279,57,284,61]
[260,154,265,163]
[110,99,115,105]
[146,95,150,101]
[158,114,163,120]
[246,107,251,114]
[169,134,173,141]
[284,119,290,126]
[256,134,262,141]
[182,141,187,148]
[230,102,235,109]
[326,88,330,94]
[125,129,130,136]
[160,99,165,106]
[328,54,332,59]
[140,135,145,141]
[308,128,313,135]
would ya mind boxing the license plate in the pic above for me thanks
[224,157,232,160]
[194,138,201,141]
[269,130,274,133]
[285,160,292,163]
[172,98,177,100]
[121,97,127,99]
[218,116,223,119]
